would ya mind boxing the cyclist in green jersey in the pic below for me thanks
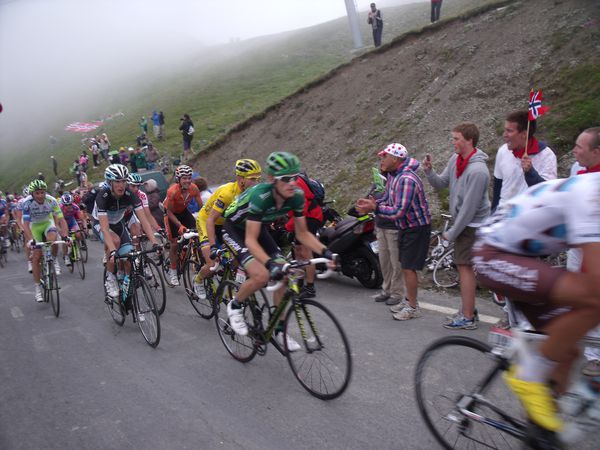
[222,152,336,349]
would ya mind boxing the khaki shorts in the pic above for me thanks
[453,226,477,265]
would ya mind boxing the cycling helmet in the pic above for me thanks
[22,186,30,197]
[175,165,193,180]
[127,173,143,185]
[28,179,47,192]
[235,159,262,178]
[61,193,73,205]
[266,152,301,176]
[104,164,129,181]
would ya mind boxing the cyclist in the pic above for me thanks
[222,152,336,350]
[192,159,262,299]
[163,165,202,285]
[21,179,69,302]
[472,172,600,435]
[0,193,9,252]
[126,172,162,240]
[93,164,161,298]
[14,187,32,272]
[59,193,84,267]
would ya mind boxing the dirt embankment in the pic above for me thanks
[193,0,600,212]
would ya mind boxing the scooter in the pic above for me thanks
[317,205,383,289]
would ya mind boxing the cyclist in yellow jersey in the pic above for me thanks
[192,159,262,299]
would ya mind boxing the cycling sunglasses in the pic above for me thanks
[274,174,299,183]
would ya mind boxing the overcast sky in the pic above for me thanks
[0,0,422,150]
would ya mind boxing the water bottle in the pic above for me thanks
[559,377,600,444]
[121,274,130,302]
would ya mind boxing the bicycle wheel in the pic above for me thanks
[161,255,176,288]
[133,276,161,348]
[214,280,257,363]
[68,245,75,273]
[48,261,60,317]
[425,232,443,272]
[79,234,88,263]
[103,266,125,326]
[284,299,352,400]
[183,259,214,319]
[433,248,459,288]
[143,258,166,315]
[415,336,524,449]
[74,244,85,280]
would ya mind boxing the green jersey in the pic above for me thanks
[224,183,304,228]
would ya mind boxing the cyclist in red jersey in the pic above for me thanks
[163,165,202,285]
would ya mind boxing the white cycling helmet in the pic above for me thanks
[175,165,193,180]
[104,164,129,181]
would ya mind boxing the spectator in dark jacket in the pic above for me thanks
[179,114,194,162]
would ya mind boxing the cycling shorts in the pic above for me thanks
[222,221,283,269]
[92,220,133,249]
[196,216,223,247]
[66,217,80,232]
[165,209,196,240]
[472,241,568,329]
[31,220,58,242]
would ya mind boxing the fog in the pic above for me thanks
[0,0,423,154]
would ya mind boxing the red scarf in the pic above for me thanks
[512,137,540,159]
[576,163,600,174]
[456,148,477,178]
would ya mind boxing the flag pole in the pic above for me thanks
[523,89,532,158]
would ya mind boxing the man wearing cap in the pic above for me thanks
[356,143,432,321]
[423,123,491,329]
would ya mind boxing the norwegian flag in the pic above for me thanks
[528,90,549,121]
[64,121,103,133]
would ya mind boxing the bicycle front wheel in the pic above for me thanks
[432,248,459,288]
[143,258,166,315]
[284,299,352,400]
[214,280,257,363]
[133,276,161,348]
[73,244,85,280]
[79,235,88,263]
[183,259,214,319]
[103,266,125,326]
[48,262,60,317]
[415,336,524,449]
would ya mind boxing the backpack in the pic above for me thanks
[187,125,195,136]
[298,173,325,209]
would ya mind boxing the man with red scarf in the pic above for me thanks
[491,110,557,212]
[423,123,491,329]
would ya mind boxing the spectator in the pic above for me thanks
[139,116,148,135]
[50,155,58,176]
[491,110,557,212]
[143,179,164,228]
[99,133,110,162]
[89,138,100,168]
[37,172,45,181]
[423,123,491,330]
[70,160,80,184]
[108,148,120,164]
[53,178,65,196]
[431,0,443,23]
[371,167,405,307]
[188,176,211,215]
[146,142,160,170]
[128,147,138,173]
[118,147,129,166]
[79,152,89,172]
[136,133,148,147]
[367,3,383,47]
[179,113,194,162]
[158,111,165,139]
[133,147,148,172]
[152,110,160,139]
[356,144,432,321]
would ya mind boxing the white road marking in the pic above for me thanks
[418,301,499,324]
[10,307,24,319]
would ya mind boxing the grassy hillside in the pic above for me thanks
[0,0,498,191]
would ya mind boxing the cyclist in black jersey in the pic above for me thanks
[93,164,161,297]
[222,152,336,347]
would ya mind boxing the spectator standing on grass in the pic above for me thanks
[152,110,160,139]
[431,0,443,23]
[139,116,148,136]
[367,3,383,47]
[158,111,165,139]
[179,114,194,162]
[118,147,129,166]
[128,147,137,173]
[50,156,58,176]
[90,138,100,168]
[99,133,110,162]
[423,123,491,330]
[356,144,432,322]
[146,142,160,170]
[133,147,148,172]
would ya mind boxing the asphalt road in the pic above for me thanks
[0,242,595,450]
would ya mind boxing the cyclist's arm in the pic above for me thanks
[98,215,116,253]
[135,206,159,245]
[206,208,222,247]
[244,219,271,265]
[294,216,327,255]
[22,220,34,243]
[56,216,69,238]
[142,205,161,231]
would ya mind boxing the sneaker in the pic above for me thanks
[445,308,479,324]
[494,313,511,330]
[582,359,600,377]
[64,255,72,267]
[193,279,206,300]
[28,260,33,273]
[443,313,478,330]
[385,296,402,306]
[226,301,248,336]
[389,299,409,313]
[503,365,563,432]
[275,332,301,352]
[104,272,119,298]
[35,284,43,303]
[392,305,421,321]
[169,268,179,286]
[372,292,390,303]
[299,284,316,299]
[53,260,61,275]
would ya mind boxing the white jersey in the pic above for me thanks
[479,173,600,256]
[493,143,557,208]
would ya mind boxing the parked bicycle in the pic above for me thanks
[213,256,352,400]
[103,246,162,348]
[35,240,67,317]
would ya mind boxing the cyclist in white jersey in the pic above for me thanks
[473,173,600,434]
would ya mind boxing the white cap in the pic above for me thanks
[378,143,408,159]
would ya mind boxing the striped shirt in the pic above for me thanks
[376,158,431,230]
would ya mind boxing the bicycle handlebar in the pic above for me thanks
[177,231,199,244]
[266,255,338,292]
[33,240,67,248]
